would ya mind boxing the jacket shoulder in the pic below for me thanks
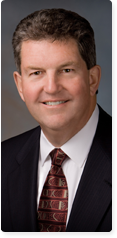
[1,126,41,165]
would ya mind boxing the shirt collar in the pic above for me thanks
[40,104,99,168]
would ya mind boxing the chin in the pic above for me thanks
[40,120,66,132]
[47,123,64,131]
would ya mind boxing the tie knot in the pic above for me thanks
[50,148,67,166]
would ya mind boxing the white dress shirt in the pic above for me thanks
[37,105,99,224]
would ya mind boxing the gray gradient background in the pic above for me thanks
[1,0,112,141]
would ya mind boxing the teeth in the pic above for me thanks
[44,101,65,106]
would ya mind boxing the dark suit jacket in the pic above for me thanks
[1,106,112,232]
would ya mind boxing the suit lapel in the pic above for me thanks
[66,107,112,232]
[8,127,41,231]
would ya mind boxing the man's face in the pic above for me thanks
[14,38,100,138]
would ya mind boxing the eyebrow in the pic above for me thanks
[27,66,43,70]
[24,66,44,74]
[59,61,76,68]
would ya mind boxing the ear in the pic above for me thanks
[13,71,25,102]
[89,65,101,96]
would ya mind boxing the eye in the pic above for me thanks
[63,69,73,73]
[33,71,42,75]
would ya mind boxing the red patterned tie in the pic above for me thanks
[37,148,68,232]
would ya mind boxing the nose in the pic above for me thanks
[44,72,62,94]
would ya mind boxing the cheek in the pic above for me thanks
[70,79,89,99]
[22,84,39,103]
[23,86,36,103]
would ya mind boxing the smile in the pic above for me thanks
[43,101,67,106]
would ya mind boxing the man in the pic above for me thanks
[1,9,112,232]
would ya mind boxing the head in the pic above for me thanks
[12,9,101,146]
[12,8,96,75]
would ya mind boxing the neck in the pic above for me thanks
[42,126,79,147]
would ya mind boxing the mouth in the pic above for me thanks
[43,101,67,106]
[43,101,68,106]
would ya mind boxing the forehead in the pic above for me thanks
[20,38,83,68]
[21,38,79,55]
